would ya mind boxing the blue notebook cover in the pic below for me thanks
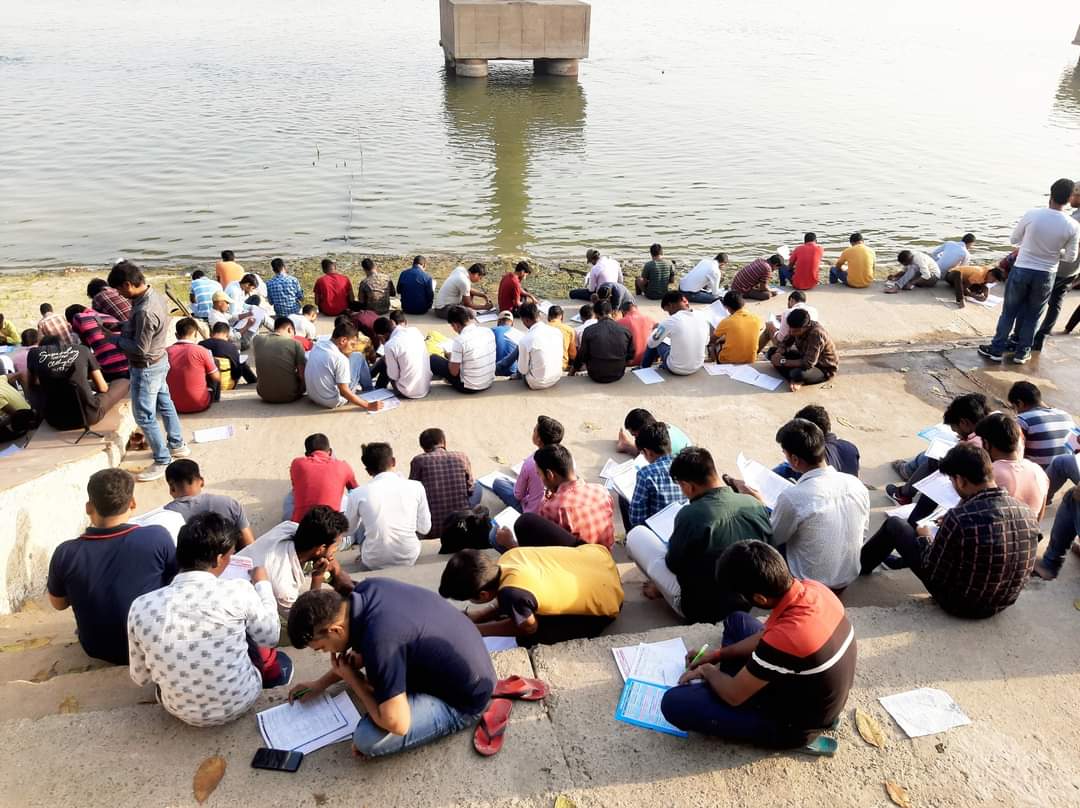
[615,678,688,738]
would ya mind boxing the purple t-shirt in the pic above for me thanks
[513,454,546,513]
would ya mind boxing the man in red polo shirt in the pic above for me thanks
[497,261,537,316]
[165,318,220,413]
[616,300,656,366]
[313,258,355,316]
[662,541,856,749]
[287,433,359,523]
[784,233,825,291]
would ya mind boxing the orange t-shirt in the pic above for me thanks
[952,266,991,285]
[215,260,245,286]
[617,310,656,366]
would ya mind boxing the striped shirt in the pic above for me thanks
[538,479,615,549]
[190,277,222,319]
[265,272,304,316]
[70,310,129,377]
[1016,406,1077,467]
[450,323,496,392]
[730,258,773,293]
[627,454,685,528]
[92,287,132,322]
[37,313,74,345]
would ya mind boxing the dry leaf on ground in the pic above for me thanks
[193,756,227,804]
[885,781,913,808]
[1072,598,1080,611]
[57,696,79,714]
[855,707,887,748]
[554,797,578,808]
[0,637,51,653]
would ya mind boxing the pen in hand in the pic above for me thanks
[686,643,710,670]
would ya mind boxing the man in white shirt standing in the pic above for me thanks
[678,253,727,304]
[495,302,564,389]
[980,178,1080,364]
[345,443,431,570]
[432,263,491,319]
[1031,182,1080,352]
[372,312,432,399]
[641,290,710,375]
[429,305,496,393]
[128,513,291,727]
[570,249,622,300]
[303,320,383,411]
[929,234,975,274]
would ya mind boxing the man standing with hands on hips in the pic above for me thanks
[108,260,189,482]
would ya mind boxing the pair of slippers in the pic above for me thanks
[473,676,549,756]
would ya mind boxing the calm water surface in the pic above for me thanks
[3,0,1080,268]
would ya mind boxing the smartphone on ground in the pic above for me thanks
[251,748,303,772]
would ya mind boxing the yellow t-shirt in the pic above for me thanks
[713,308,763,364]
[0,377,30,413]
[215,260,245,287]
[836,244,876,288]
[498,544,624,618]
[551,321,576,370]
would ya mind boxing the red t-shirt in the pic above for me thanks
[314,273,353,316]
[165,342,217,413]
[289,450,359,522]
[617,310,656,366]
[498,273,524,312]
[790,243,825,290]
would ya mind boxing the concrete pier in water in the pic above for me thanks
[439,0,590,78]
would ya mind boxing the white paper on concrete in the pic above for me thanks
[476,311,499,323]
[365,396,401,415]
[612,637,688,685]
[478,471,515,490]
[537,300,553,317]
[257,691,357,753]
[484,636,518,653]
[912,470,961,509]
[629,637,690,687]
[645,500,686,543]
[704,363,737,377]
[736,452,794,509]
[879,687,971,738]
[358,388,396,402]
[193,425,235,443]
[632,368,665,385]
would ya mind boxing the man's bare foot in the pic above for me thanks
[789,381,803,393]
[1031,561,1057,581]
[642,581,662,600]
[1071,542,1080,558]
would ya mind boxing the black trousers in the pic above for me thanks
[513,513,583,548]
[860,516,929,576]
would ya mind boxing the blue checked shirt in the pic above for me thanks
[265,273,304,316]
[628,454,685,528]
[190,277,222,319]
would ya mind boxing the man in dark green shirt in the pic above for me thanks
[659,448,772,622]
[636,243,675,300]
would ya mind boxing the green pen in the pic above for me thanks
[687,643,710,670]
[291,687,311,701]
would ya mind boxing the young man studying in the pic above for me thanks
[409,428,481,540]
[371,314,432,399]
[200,322,257,387]
[397,256,435,316]
[493,415,565,514]
[303,320,383,412]
[313,258,355,316]
[616,408,692,456]
[616,300,656,367]
[433,264,491,318]
[47,469,177,665]
[546,305,577,370]
[780,233,824,290]
[429,305,497,394]
[497,261,537,316]
[164,459,255,547]
[1007,380,1077,468]
[286,579,496,759]
[829,232,876,288]
[439,545,624,646]
[678,253,726,303]
[165,318,221,413]
[768,308,838,391]
[618,422,685,531]
[637,243,675,299]
[662,541,856,750]
[253,317,307,404]
[974,412,1049,520]
[128,513,292,727]
[711,290,763,364]
[570,300,634,384]
[287,433,358,522]
[640,290,710,375]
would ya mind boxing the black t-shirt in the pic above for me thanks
[29,344,103,429]
[496,586,539,627]
[575,319,634,383]
[199,337,242,377]
[349,578,496,716]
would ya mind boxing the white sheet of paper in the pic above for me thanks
[886,502,916,521]
[476,311,499,323]
[736,452,794,509]
[705,300,729,328]
[510,461,524,476]
[493,506,520,538]
[484,636,518,653]
[747,371,784,391]
[366,396,401,414]
[359,388,397,402]
[879,687,971,738]
[570,312,582,323]
[632,368,665,385]
[704,363,737,377]
[645,501,686,543]
[609,464,638,502]
[537,300,553,317]
[219,555,253,581]
[238,354,248,364]
[629,637,690,687]
[912,470,961,509]
[293,692,361,755]
[478,471,515,490]
[376,344,385,357]
[192,425,235,444]
[924,437,955,461]
[256,692,350,752]
[612,637,689,684]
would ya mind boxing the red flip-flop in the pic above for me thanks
[473,698,513,756]
[493,675,549,701]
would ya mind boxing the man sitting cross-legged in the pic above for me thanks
[127,513,292,727]
[616,422,685,531]
[439,545,624,646]
[492,415,565,514]
[286,580,496,759]
[616,407,692,456]
[661,541,856,750]
[860,444,1039,618]
[304,320,383,412]
[767,308,838,391]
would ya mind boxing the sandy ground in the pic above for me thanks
[1,286,1079,807]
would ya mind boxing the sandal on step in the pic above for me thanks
[474,698,513,756]
[493,675,549,701]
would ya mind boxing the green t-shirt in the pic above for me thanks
[641,259,674,299]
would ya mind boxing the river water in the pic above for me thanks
[3,0,1079,269]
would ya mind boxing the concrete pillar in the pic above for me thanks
[534,58,579,77]
[454,58,488,78]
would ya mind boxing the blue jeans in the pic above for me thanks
[1042,492,1080,572]
[777,265,793,286]
[989,266,1056,356]
[492,477,521,510]
[349,353,374,392]
[660,612,818,747]
[129,360,184,465]
[1047,454,1080,502]
[495,346,519,377]
[640,342,670,370]
[683,290,720,304]
[352,693,481,758]
[828,266,847,285]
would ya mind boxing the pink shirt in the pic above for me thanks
[513,454,546,514]
[992,458,1049,520]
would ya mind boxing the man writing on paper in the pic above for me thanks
[662,541,856,749]
[286,579,496,759]
[616,422,685,531]
[304,321,384,412]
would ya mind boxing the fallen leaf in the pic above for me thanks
[581,421,600,432]
[835,416,856,428]
[855,707,887,748]
[193,756,227,804]
[1073,598,1080,611]
[885,781,913,808]
[554,797,578,808]
[57,696,79,714]
[934,742,946,753]
[494,455,509,465]
[898,367,910,373]
[0,637,51,653]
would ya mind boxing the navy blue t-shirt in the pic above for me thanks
[47,524,177,665]
[397,266,435,315]
[824,433,860,477]
[349,578,496,715]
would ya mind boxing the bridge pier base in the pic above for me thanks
[453,58,489,78]
[534,58,578,77]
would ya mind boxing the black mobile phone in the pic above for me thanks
[251,747,303,772]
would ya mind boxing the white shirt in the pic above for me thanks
[450,323,496,391]
[909,251,941,280]
[304,339,350,408]
[289,314,317,341]
[128,571,279,727]
[131,507,187,544]
[679,258,723,295]
[1011,207,1080,272]
[776,302,820,342]
[345,472,431,569]
[435,266,471,308]
[517,321,564,389]
[928,241,970,273]
[574,318,596,347]
[236,521,305,617]
[384,325,432,399]
[647,308,710,375]
[770,466,870,589]
[585,257,622,291]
